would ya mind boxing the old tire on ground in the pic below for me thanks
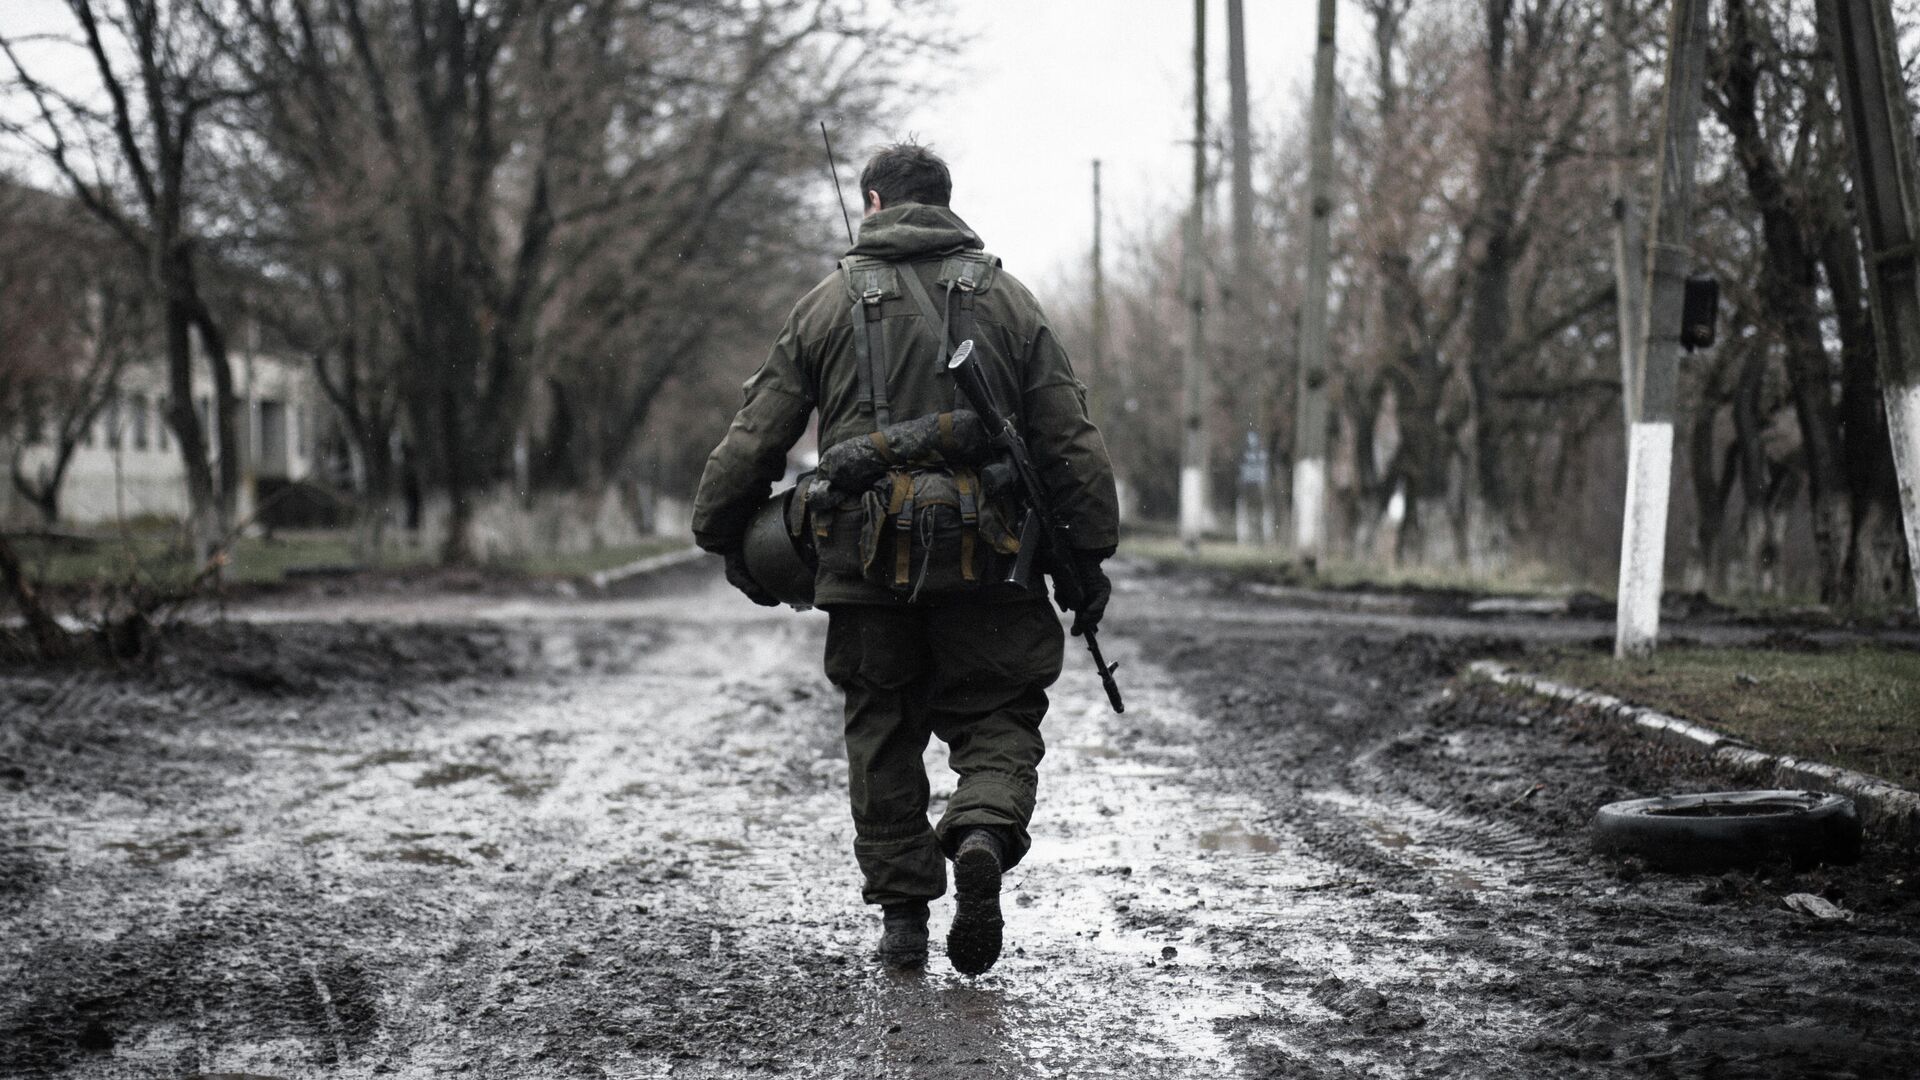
[1590,790,1862,872]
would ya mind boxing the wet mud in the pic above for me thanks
[3,562,1917,1078]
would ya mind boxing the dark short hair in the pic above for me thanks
[859,140,952,208]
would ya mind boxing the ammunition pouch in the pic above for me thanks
[806,421,1023,600]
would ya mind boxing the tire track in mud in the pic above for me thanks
[9,568,1920,1077]
[2,577,1323,1078]
[1136,571,1920,1079]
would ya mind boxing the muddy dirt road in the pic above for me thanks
[4,563,1918,1078]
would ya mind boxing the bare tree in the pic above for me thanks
[1,0,246,561]
[1705,0,1909,604]
[221,0,943,562]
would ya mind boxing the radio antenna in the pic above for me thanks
[820,122,855,246]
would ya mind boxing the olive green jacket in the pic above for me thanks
[691,202,1119,605]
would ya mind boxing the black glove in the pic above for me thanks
[724,548,780,607]
[1069,559,1111,637]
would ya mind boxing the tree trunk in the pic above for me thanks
[186,292,242,539]
[1716,0,1854,602]
[1822,222,1912,605]
[1688,383,1728,588]
[0,532,70,662]
[162,297,221,561]
[1463,0,1523,570]
[1731,343,1780,594]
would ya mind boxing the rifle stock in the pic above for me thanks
[948,346,1124,713]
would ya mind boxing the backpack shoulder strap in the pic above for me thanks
[837,256,900,428]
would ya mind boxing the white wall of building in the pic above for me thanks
[4,350,327,528]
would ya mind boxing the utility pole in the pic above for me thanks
[1094,157,1125,522]
[1609,0,1647,430]
[1820,0,1920,613]
[1227,0,1254,285]
[1226,0,1268,544]
[1091,158,1107,402]
[1293,0,1337,562]
[1179,0,1211,548]
[1615,0,1710,659]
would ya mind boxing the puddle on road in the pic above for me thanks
[368,845,469,868]
[1195,822,1282,854]
[100,825,241,866]
[11,588,1558,1077]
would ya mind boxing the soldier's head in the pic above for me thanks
[860,140,951,216]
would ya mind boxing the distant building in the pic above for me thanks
[3,346,330,528]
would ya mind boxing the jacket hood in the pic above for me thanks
[847,203,983,260]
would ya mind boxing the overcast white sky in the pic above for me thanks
[897,1,1323,288]
[4,0,1334,287]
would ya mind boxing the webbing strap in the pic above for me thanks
[956,470,979,582]
[849,299,876,422]
[890,472,915,586]
[895,262,951,364]
[868,431,895,462]
[942,282,954,363]
[936,412,956,454]
[864,303,891,428]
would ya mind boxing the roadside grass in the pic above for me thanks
[8,529,688,588]
[1124,536,1588,598]
[1537,646,1920,789]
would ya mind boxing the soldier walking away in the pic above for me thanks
[692,141,1120,974]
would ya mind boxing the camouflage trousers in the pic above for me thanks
[822,598,1065,907]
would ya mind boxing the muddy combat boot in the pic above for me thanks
[877,901,930,969]
[946,828,1006,975]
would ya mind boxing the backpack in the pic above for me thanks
[808,251,1024,600]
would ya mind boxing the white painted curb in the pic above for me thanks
[587,546,707,590]
[1469,660,1920,844]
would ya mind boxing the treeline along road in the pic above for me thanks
[2,562,1917,1077]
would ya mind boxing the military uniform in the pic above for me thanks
[692,202,1118,908]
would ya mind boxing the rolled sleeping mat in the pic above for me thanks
[817,410,991,491]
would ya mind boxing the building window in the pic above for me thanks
[156,397,171,452]
[130,393,150,451]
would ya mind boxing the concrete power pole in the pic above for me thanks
[1609,0,1648,430]
[1227,0,1255,284]
[1615,0,1710,659]
[1293,0,1338,561]
[1094,158,1125,521]
[1226,0,1269,544]
[1820,0,1920,613]
[1091,158,1107,403]
[1180,0,1211,547]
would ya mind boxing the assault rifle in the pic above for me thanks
[948,341,1125,714]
